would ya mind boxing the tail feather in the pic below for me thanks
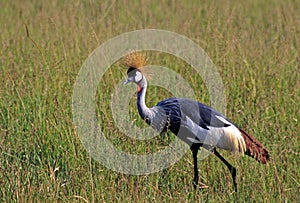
[238,128,270,164]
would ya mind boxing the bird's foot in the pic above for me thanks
[193,181,209,190]
[229,190,237,195]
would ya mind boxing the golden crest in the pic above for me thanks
[123,52,147,69]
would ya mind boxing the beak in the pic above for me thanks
[123,76,134,85]
[123,78,130,85]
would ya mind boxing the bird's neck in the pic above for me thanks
[137,77,151,121]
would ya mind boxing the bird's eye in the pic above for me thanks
[135,71,142,82]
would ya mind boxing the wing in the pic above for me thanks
[156,98,234,129]
[154,98,246,153]
[153,97,236,136]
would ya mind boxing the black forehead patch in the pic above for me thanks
[127,67,136,74]
[127,67,141,78]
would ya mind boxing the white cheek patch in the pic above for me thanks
[135,72,142,82]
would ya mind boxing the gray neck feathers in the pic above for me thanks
[136,76,167,132]
[137,76,151,121]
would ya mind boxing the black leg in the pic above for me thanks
[213,149,237,192]
[191,146,199,189]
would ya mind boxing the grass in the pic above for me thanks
[1,0,299,202]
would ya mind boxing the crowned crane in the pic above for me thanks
[122,52,269,192]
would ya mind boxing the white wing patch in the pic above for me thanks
[215,115,232,125]
[218,125,246,153]
[184,116,246,154]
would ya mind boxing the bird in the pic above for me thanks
[122,52,270,192]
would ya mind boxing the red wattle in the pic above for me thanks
[137,85,142,92]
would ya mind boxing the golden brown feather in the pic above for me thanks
[123,52,147,69]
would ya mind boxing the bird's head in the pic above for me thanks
[123,52,148,91]
[123,67,143,85]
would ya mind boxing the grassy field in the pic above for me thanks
[1,0,299,202]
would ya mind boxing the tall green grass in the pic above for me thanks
[1,0,299,202]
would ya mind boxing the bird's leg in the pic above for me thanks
[213,149,237,192]
[191,146,199,189]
